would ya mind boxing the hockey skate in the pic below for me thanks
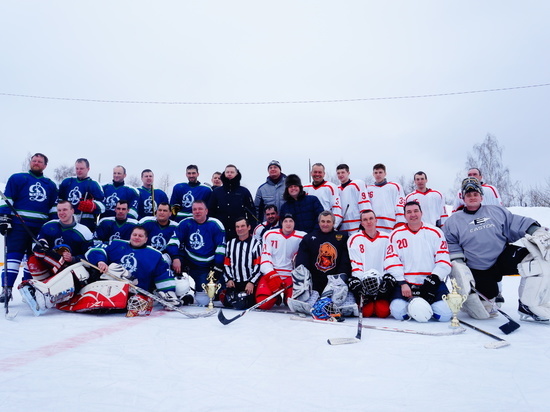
[0,287,13,303]
[18,284,48,316]
[518,300,550,323]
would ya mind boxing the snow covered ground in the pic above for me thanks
[1,207,549,412]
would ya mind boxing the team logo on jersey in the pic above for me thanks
[189,229,205,250]
[144,197,154,214]
[316,242,337,272]
[105,193,120,211]
[67,187,83,205]
[120,253,138,273]
[109,232,121,242]
[29,182,47,202]
[182,191,194,209]
[469,217,491,225]
[151,233,167,250]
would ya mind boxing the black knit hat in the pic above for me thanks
[285,174,302,189]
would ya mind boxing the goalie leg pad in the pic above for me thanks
[518,276,550,320]
[291,264,313,301]
[57,281,130,312]
[321,274,349,307]
[287,290,319,315]
[450,261,490,319]
[338,291,359,317]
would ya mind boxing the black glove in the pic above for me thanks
[211,264,224,281]
[419,274,441,304]
[0,215,12,236]
[34,238,50,254]
[378,274,397,300]
[347,276,363,301]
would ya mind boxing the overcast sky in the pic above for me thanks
[1,1,549,199]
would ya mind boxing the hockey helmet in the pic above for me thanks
[407,297,433,323]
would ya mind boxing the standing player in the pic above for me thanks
[136,169,169,220]
[303,163,342,227]
[101,165,139,220]
[347,210,394,318]
[366,163,405,233]
[256,214,306,309]
[405,171,448,227]
[385,201,452,322]
[1,153,58,302]
[94,200,138,245]
[57,158,105,232]
[280,174,324,233]
[170,165,212,223]
[254,160,287,221]
[452,167,502,213]
[336,163,370,233]
[252,204,281,244]
[139,202,178,253]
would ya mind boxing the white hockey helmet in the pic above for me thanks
[407,297,433,323]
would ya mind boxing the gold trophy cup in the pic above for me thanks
[202,271,221,310]
[442,278,467,328]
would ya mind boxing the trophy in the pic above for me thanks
[442,279,467,328]
[201,271,221,310]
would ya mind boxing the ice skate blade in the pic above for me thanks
[518,313,549,323]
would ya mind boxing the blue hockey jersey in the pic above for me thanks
[101,182,139,220]
[138,216,178,252]
[170,182,212,222]
[136,186,169,220]
[37,219,94,260]
[94,217,138,245]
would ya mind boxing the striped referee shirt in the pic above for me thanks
[223,236,262,284]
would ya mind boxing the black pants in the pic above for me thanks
[470,244,529,299]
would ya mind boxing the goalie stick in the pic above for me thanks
[469,282,520,335]
[327,294,363,345]
[81,261,216,319]
[458,319,510,349]
[291,315,466,336]
[218,285,291,325]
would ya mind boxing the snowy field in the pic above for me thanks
[1,207,549,412]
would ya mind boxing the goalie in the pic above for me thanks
[444,177,550,322]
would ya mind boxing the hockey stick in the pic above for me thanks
[218,285,291,325]
[327,294,363,345]
[469,282,520,334]
[81,261,216,319]
[458,319,510,349]
[292,315,466,336]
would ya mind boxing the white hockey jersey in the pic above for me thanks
[405,189,448,227]
[260,229,306,276]
[366,182,405,233]
[384,224,451,285]
[338,179,371,233]
[304,181,342,227]
[347,230,389,276]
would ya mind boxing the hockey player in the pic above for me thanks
[303,163,342,228]
[405,171,448,227]
[256,214,306,309]
[347,210,394,318]
[366,163,405,233]
[139,202,178,253]
[288,211,354,316]
[57,158,105,232]
[222,217,262,309]
[452,167,502,213]
[254,160,287,221]
[211,172,222,188]
[336,163,370,233]
[27,200,94,281]
[136,169,169,220]
[94,200,138,245]
[443,177,549,321]
[1,153,58,302]
[86,226,177,299]
[252,204,281,244]
[279,174,324,233]
[166,200,226,288]
[208,164,255,240]
[170,165,212,223]
[385,201,452,322]
[101,165,139,220]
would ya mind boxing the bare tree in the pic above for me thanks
[157,173,172,193]
[126,175,141,188]
[397,174,415,195]
[53,164,74,183]
[528,179,550,207]
[465,134,513,206]
[21,151,32,171]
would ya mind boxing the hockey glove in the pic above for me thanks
[171,204,181,216]
[378,274,397,300]
[78,199,96,213]
[347,276,363,301]
[34,238,50,254]
[419,274,441,304]
[157,290,182,309]
[0,214,12,236]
